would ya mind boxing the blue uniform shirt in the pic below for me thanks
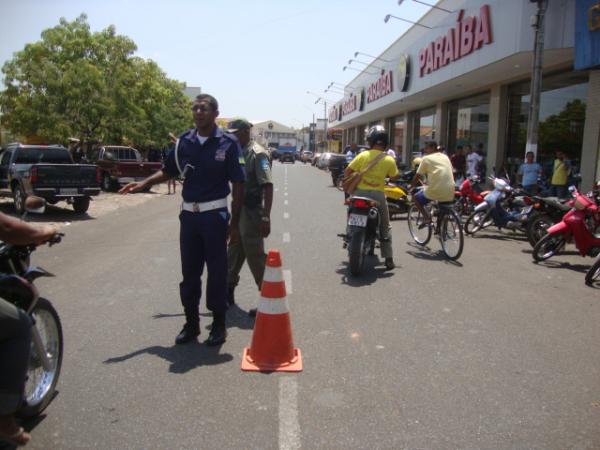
[163,127,245,203]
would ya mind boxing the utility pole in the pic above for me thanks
[525,0,548,160]
[323,100,327,152]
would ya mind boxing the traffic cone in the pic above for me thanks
[241,250,303,372]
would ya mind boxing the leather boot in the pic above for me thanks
[205,313,227,346]
[175,325,199,345]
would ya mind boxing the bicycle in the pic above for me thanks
[407,194,464,260]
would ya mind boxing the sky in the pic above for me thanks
[0,0,427,129]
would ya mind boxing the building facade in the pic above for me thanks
[329,0,600,190]
[251,120,297,149]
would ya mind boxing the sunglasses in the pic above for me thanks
[191,104,212,113]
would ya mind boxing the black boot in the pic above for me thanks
[175,324,199,345]
[205,313,227,346]
[227,286,235,305]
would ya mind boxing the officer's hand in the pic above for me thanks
[119,182,143,195]
[259,221,271,238]
[228,224,241,245]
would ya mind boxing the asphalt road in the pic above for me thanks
[13,161,600,450]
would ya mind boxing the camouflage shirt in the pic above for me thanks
[243,141,272,208]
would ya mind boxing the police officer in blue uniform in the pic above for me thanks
[120,94,245,346]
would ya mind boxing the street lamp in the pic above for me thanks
[306,91,335,102]
[348,58,385,71]
[354,51,391,63]
[398,0,453,13]
[325,88,345,95]
[384,14,432,28]
[343,65,378,75]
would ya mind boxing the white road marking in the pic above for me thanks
[284,212,290,219]
[283,232,291,243]
[283,270,293,294]
[279,377,300,450]
[284,200,289,205]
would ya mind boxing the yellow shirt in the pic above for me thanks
[551,159,569,185]
[417,152,455,202]
[348,150,399,192]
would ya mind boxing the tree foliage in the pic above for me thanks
[0,14,191,149]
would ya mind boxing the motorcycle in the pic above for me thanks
[524,195,572,247]
[533,185,600,264]
[586,254,600,287]
[453,175,489,216]
[0,197,63,418]
[340,195,380,276]
[464,178,532,236]
[384,180,410,219]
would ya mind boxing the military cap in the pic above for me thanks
[227,118,253,133]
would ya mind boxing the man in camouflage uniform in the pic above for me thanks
[226,119,273,316]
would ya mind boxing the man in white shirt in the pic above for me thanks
[465,145,482,177]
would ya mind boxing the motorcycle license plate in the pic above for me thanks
[348,213,368,227]
[60,188,78,195]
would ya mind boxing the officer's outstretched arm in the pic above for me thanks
[119,170,171,194]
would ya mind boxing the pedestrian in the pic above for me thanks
[517,151,542,195]
[226,118,273,317]
[450,146,466,179]
[345,143,357,164]
[547,150,571,198]
[166,133,178,195]
[119,94,245,346]
[465,145,482,177]
[68,138,84,163]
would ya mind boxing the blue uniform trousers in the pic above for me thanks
[179,209,229,330]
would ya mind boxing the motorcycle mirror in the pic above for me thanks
[24,196,46,215]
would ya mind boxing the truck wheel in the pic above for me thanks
[13,185,26,215]
[73,197,90,214]
[102,174,115,192]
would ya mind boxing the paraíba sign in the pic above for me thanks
[418,5,493,77]
[367,70,393,104]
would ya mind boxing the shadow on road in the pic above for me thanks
[104,342,233,373]
[336,257,395,287]
[533,259,591,274]
[153,307,253,331]
[405,242,463,267]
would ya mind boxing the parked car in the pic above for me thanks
[280,152,295,164]
[316,152,333,170]
[88,146,162,191]
[301,151,313,163]
[311,152,322,166]
[0,143,100,214]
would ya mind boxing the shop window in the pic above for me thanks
[506,71,588,180]
[390,115,405,161]
[411,107,436,156]
[447,92,490,158]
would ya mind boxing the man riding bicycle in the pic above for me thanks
[343,126,399,270]
[410,140,455,227]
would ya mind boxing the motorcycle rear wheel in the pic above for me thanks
[532,232,566,262]
[348,229,366,276]
[18,297,63,418]
[408,204,432,245]
[585,257,600,286]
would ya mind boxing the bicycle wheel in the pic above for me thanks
[439,210,464,260]
[408,204,432,245]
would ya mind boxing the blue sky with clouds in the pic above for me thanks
[0,0,426,128]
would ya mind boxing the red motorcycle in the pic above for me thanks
[453,175,489,216]
[533,186,600,263]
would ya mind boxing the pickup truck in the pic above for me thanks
[0,143,101,214]
[87,146,162,191]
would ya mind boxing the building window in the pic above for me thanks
[389,115,405,161]
[447,92,490,158]
[506,71,589,179]
[412,107,436,156]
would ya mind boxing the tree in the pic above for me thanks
[0,14,191,149]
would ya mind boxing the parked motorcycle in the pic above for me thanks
[586,254,600,287]
[464,178,531,236]
[340,195,380,276]
[384,181,410,219]
[0,197,63,418]
[453,175,488,216]
[525,195,572,247]
[533,185,600,263]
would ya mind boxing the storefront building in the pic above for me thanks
[329,0,600,191]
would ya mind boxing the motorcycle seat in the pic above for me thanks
[543,197,571,211]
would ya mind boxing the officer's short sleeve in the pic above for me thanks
[226,139,246,183]
[255,153,272,186]
[162,145,179,178]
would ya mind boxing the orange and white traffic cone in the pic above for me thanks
[241,250,302,372]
